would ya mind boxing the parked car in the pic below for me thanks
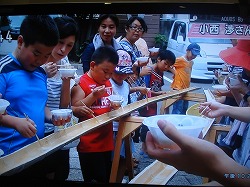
[0,15,26,59]
[0,15,60,59]
[167,19,233,81]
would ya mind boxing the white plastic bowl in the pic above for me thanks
[58,68,77,78]
[0,99,10,114]
[108,95,123,109]
[0,149,4,156]
[143,114,209,149]
[136,57,149,63]
[51,109,72,124]
[148,47,160,53]
[212,84,228,90]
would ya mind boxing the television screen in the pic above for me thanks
[0,2,250,186]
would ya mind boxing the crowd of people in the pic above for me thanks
[0,14,249,186]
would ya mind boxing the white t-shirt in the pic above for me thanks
[45,56,77,133]
[110,78,130,131]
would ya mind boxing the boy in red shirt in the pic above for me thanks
[71,46,119,183]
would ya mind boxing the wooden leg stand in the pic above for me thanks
[109,116,143,183]
[124,134,134,180]
[109,118,125,183]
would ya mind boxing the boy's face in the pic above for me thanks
[51,35,75,62]
[112,72,129,85]
[157,58,173,72]
[16,36,55,71]
[90,60,117,85]
[186,50,197,61]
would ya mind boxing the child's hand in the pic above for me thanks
[140,66,152,77]
[110,101,122,110]
[92,85,106,98]
[15,117,37,138]
[72,105,94,118]
[149,51,159,57]
[136,87,148,95]
[45,62,57,78]
[158,91,167,95]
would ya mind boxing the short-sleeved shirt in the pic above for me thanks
[110,78,130,131]
[119,40,142,64]
[139,69,163,117]
[77,73,114,153]
[171,56,193,90]
[0,54,47,156]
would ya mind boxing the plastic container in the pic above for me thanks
[51,109,72,130]
[58,68,77,78]
[108,95,123,110]
[212,84,228,90]
[148,47,160,53]
[143,114,209,149]
[136,57,149,63]
[0,99,10,114]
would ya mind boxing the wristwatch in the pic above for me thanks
[243,91,250,102]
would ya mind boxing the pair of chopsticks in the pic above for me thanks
[199,105,210,118]
[23,113,41,144]
[80,100,99,122]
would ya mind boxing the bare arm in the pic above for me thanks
[146,120,250,186]
[1,115,37,138]
[70,85,95,118]
[44,106,52,123]
[59,77,71,108]
[200,101,250,123]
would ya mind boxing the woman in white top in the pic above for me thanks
[42,16,93,181]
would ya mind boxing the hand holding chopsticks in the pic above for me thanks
[80,100,98,122]
[199,101,228,119]
[23,113,41,143]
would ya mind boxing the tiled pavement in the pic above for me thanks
[66,145,203,185]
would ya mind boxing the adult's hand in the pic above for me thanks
[228,75,249,95]
[44,62,58,78]
[146,120,232,179]
[199,101,227,118]
[146,120,250,186]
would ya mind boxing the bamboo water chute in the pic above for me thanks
[0,87,199,176]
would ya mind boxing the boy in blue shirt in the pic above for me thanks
[0,16,58,157]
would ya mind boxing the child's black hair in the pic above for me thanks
[54,16,79,41]
[20,15,59,47]
[91,46,119,65]
[157,49,176,65]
